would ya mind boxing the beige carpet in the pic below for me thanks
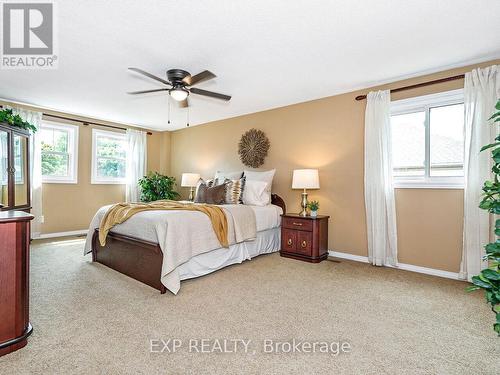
[0,237,498,375]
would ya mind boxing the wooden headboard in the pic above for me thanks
[271,194,286,214]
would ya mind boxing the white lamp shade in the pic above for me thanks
[181,173,200,187]
[292,169,320,189]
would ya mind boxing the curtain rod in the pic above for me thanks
[354,74,465,101]
[0,104,153,135]
[43,113,153,135]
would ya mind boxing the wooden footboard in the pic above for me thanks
[91,230,167,294]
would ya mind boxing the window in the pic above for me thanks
[91,129,127,184]
[390,89,464,188]
[40,121,78,183]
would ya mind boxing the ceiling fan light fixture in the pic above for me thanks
[169,87,189,101]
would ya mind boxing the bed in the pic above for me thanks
[84,194,286,294]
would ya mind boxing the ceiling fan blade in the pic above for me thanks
[127,88,168,95]
[190,87,231,101]
[128,67,171,86]
[178,98,189,108]
[183,70,216,86]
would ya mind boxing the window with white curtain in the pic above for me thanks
[40,121,79,183]
[91,129,127,184]
[390,89,465,188]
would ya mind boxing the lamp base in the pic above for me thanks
[188,187,195,202]
[299,191,308,217]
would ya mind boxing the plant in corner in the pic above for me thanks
[138,172,180,202]
[0,108,37,132]
[308,200,320,217]
[467,99,500,336]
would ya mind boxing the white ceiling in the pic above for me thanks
[1,0,499,130]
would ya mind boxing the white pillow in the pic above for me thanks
[243,169,276,205]
[214,170,243,185]
[243,180,269,206]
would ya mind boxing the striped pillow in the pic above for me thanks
[224,176,246,204]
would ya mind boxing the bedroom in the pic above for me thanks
[0,0,499,374]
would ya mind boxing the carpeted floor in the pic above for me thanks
[0,237,498,375]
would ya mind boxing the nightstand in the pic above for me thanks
[280,213,329,263]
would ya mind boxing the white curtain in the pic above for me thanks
[125,129,147,202]
[460,65,500,281]
[364,90,398,266]
[10,107,43,238]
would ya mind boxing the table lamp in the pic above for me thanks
[292,169,320,216]
[181,173,201,201]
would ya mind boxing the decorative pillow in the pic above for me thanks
[214,171,243,185]
[223,176,246,205]
[194,178,213,200]
[242,180,269,206]
[194,180,228,204]
[243,169,276,205]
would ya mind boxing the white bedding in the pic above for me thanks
[84,204,282,294]
[178,227,280,281]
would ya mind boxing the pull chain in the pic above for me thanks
[187,105,190,127]
[167,95,171,125]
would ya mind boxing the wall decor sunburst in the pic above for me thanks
[238,128,270,168]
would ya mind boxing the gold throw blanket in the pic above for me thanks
[98,200,229,248]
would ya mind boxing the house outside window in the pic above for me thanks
[390,89,465,188]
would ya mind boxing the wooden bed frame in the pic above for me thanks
[91,195,286,294]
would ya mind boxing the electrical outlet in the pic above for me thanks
[40,215,45,223]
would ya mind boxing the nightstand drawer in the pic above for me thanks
[282,217,313,231]
[282,229,297,251]
[296,231,312,256]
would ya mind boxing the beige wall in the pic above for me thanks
[170,59,499,273]
[146,131,171,175]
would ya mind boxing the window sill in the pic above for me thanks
[91,180,126,185]
[393,180,464,189]
[42,179,78,184]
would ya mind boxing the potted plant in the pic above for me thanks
[467,99,500,336]
[138,172,180,202]
[308,200,320,217]
[0,108,37,132]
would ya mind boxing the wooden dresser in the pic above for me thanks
[0,211,34,357]
[280,213,329,263]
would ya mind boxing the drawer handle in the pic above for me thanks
[287,238,293,246]
[301,240,307,248]
[292,222,303,226]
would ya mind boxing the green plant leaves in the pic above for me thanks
[138,172,180,202]
[307,200,320,211]
[0,108,37,132]
[481,142,500,152]
[470,98,500,336]
[482,268,500,281]
[472,275,492,289]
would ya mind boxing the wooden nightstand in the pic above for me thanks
[280,213,329,263]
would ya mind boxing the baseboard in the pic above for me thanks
[392,262,459,280]
[35,229,88,239]
[328,251,369,264]
[328,251,460,280]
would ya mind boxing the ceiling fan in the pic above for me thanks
[127,67,231,108]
